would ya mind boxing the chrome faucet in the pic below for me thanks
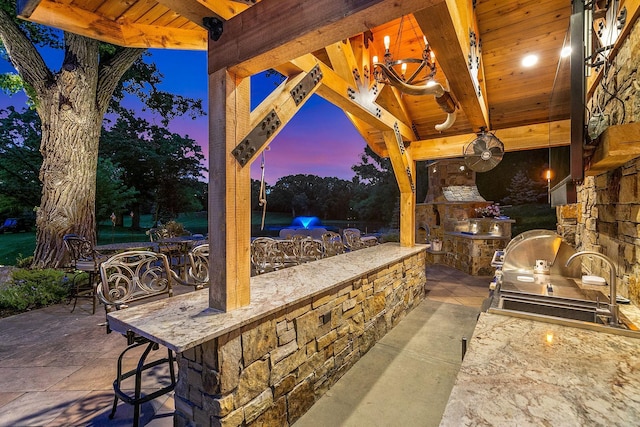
[565,251,618,326]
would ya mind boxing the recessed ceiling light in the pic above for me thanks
[560,46,572,58]
[522,54,538,67]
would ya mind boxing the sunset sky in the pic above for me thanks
[0,48,367,185]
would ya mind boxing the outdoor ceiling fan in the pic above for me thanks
[463,130,505,172]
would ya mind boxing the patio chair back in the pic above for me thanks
[322,231,345,257]
[343,228,365,251]
[97,250,173,312]
[299,236,323,262]
[187,243,209,287]
[251,237,284,274]
[63,234,106,314]
[63,234,102,270]
[343,228,378,251]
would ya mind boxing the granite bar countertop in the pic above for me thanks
[440,312,640,426]
[107,243,425,353]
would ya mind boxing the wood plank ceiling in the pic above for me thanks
[19,0,573,161]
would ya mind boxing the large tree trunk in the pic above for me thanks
[0,10,144,267]
[32,36,102,267]
[34,105,102,267]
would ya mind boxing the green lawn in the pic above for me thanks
[0,205,557,265]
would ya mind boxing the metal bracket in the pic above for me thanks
[232,110,281,167]
[203,17,223,41]
[394,122,405,154]
[290,65,323,106]
[406,167,416,193]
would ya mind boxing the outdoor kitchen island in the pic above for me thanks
[107,243,427,426]
[439,311,640,426]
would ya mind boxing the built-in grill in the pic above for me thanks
[500,229,581,279]
[487,230,615,327]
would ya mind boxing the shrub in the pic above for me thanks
[15,254,34,268]
[0,268,69,311]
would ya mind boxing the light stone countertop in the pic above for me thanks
[107,243,425,353]
[440,312,640,426]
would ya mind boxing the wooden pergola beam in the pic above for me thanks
[414,0,489,131]
[407,120,570,161]
[383,130,416,247]
[21,1,207,49]
[281,55,417,142]
[153,0,225,25]
[238,70,321,166]
[209,0,439,77]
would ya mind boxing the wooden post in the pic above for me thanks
[382,130,416,247]
[399,176,416,247]
[208,67,251,311]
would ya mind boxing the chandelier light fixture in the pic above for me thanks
[372,17,457,131]
[373,34,436,93]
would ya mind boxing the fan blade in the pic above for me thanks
[473,143,485,155]
[489,146,504,157]
[464,156,485,168]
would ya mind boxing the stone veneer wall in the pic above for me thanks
[558,159,640,306]
[442,234,509,276]
[556,15,640,306]
[174,251,426,426]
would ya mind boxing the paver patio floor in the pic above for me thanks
[0,264,490,426]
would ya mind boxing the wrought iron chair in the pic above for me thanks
[96,250,175,427]
[62,234,107,314]
[343,228,378,251]
[298,236,324,263]
[251,237,284,274]
[186,243,209,288]
[277,238,301,267]
[321,231,345,257]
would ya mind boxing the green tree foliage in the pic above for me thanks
[351,145,399,225]
[99,110,207,223]
[0,0,204,267]
[95,157,138,226]
[267,174,355,220]
[476,148,549,203]
[0,107,41,214]
[502,170,547,205]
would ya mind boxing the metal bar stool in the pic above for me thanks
[97,250,176,427]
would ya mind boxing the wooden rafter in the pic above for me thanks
[325,40,359,88]
[343,112,387,157]
[152,0,225,25]
[280,55,417,142]
[232,70,321,166]
[20,0,207,49]
[414,0,489,131]
[407,120,570,161]
[209,0,439,77]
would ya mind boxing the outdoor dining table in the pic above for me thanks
[157,236,207,282]
[94,241,159,254]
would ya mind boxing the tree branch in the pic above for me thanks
[0,8,53,99]
[96,47,145,116]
